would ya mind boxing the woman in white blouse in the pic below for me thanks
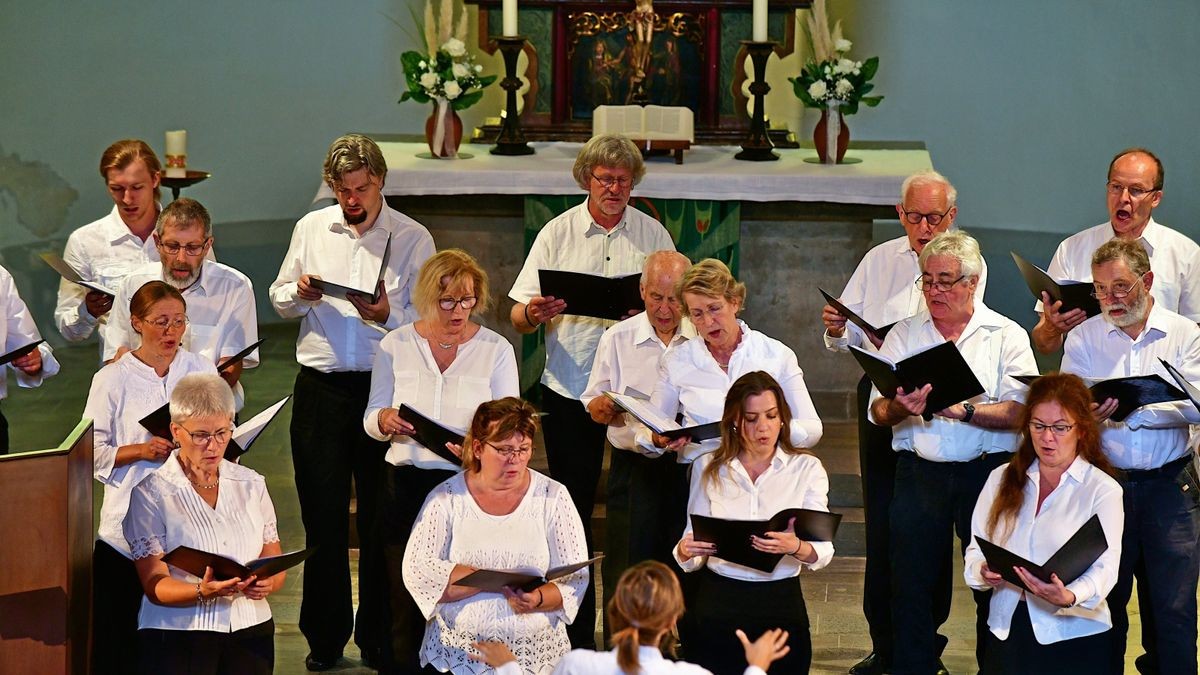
[85,280,218,673]
[643,258,822,463]
[473,560,792,675]
[123,374,285,673]
[964,372,1123,674]
[402,397,589,674]
[674,371,833,674]
[364,249,519,671]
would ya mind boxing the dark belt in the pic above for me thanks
[1121,454,1191,482]
[299,365,372,389]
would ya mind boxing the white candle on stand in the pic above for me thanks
[502,0,518,37]
[752,0,768,42]
[165,130,187,177]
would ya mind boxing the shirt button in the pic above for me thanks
[606,257,610,261]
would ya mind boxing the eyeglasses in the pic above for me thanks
[1106,181,1159,200]
[915,274,967,293]
[145,317,189,332]
[591,173,632,190]
[900,207,952,226]
[179,426,233,446]
[1091,276,1144,300]
[438,296,478,311]
[159,241,210,257]
[1029,422,1075,436]
[485,441,532,460]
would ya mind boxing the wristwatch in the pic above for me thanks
[962,402,976,424]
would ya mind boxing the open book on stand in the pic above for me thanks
[593,105,694,143]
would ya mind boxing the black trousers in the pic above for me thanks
[377,464,455,675]
[539,384,608,649]
[0,407,8,454]
[291,366,389,661]
[602,447,690,614]
[138,618,275,674]
[681,569,812,675]
[890,451,1010,675]
[984,602,1113,675]
[856,377,953,663]
[1107,456,1200,675]
[91,540,145,674]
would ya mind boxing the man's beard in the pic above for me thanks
[163,264,200,290]
[1103,290,1149,328]
[344,208,368,225]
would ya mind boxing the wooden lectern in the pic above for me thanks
[0,420,94,674]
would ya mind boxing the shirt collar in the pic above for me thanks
[328,205,395,238]
[914,301,1004,341]
[1027,455,1091,485]
[102,205,158,245]
[579,198,628,236]
[170,260,216,297]
[1106,217,1161,255]
[632,312,695,348]
[1103,298,1168,341]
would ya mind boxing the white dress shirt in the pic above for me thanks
[269,204,435,372]
[637,321,822,463]
[0,264,59,399]
[825,235,989,353]
[509,200,675,399]
[675,449,834,581]
[493,646,766,675]
[363,323,519,469]
[123,451,279,632]
[580,312,695,454]
[1038,218,1200,320]
[964,457,1124,644]
[85,349,218,557]
[868,304,1037,461]
[1061,302,1200,470]
[402,470,589,674]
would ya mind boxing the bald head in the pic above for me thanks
[641,250,690,338]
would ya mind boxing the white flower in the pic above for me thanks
[452,62,469,78]
[444,80,462,99]
[419,72,439,90]
[834,38,852,52]
[835,78,854,97]
[442,38,466,57]
[475,64,483,72]
[418,60,427,68]
[833,58,856,75]
[807,80,828,100]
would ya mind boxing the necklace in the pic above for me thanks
[435,339,455,350]
[189,477,219,490]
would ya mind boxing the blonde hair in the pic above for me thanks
[572,134,646,190]
[99,139,162,201]
[608,561,684,673]
[460,398,539,473]
[412,249,491,320]
[676,258,746,312]
[323,134,387,187]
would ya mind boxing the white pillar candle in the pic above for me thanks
[502,0,518,37]
[165,130,187,177]
[752,0,768,41]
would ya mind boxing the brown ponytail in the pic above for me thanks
[606,561,684,674]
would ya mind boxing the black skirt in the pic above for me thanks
[985,601,1114,675]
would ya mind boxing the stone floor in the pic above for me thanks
[7,322,1172,674]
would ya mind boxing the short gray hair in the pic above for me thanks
[901,170,958,208]
[642,250,690,281]
[156,197,213,239]
[572,134,646,190]
[170,374,235,423]
[918,230,982,279]
[1092,238,1151,277]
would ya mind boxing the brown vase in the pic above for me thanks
[425,99,463,158]
[813,106,850,164]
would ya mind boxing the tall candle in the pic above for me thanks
[502,0,518,37]
[752,0,768,41]
[165,130,187,177]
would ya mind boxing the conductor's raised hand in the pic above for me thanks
[296,274,324,302]
[1091,397,1119,422]
[821,303,848,337]
[737,627,791,671]
[1040,292,1088,334]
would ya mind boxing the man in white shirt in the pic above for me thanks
[1033,147,1200,354]
[0,264,60,454]
[868,231,1036,675]
[821,170,985,675]
[54,139,165,356]
[509,134,675,647]
[269,134,434,672]
[1060,238,1200,675]
[104,198,258,406]
[580,250,693,616]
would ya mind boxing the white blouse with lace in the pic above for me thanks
[123,451,280,632]
[402,470,589,674]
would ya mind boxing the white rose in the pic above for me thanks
[442,38,466,57]
[834,38,852,52]
[834,58,856,75]
[452,62,469,78]
[419,72,439,90]
[475,64,483,72]
[835,78,854,97]
[418,60,427,68]
[807,80,828,100]
[444,80,463,99]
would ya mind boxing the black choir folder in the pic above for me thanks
[974,514,1108,593]
[216,338,266,372]
[137,396,291,460]
[537,270,642,321]
[818,289,896,344]
[690,509,842,573]
[455,555,604,593]
[603,391,721,442]
[162,545,315,581]
[308,235,392,304]
[0,340,43,366]
[1014,373,1186,423]
[1160,359,1200,413]
[38,251,116,297]
[1010,251,1102,318]
[397,404,464,467]
[849,341,984,418]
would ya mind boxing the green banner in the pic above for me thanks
[519,196,741,395]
